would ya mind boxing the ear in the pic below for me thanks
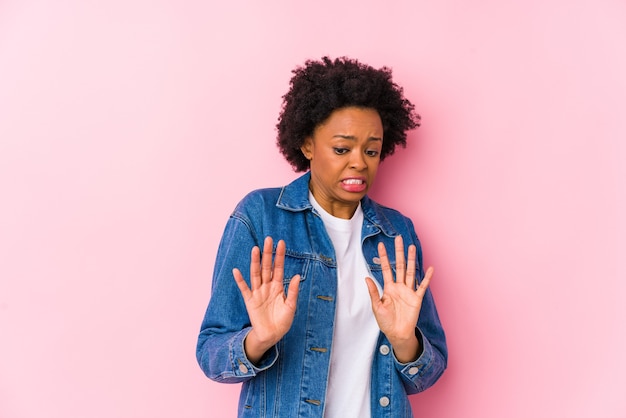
[300,137,313,160]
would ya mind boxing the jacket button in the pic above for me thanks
[379,345,390,355]
[238,364,249,374]
[379,396,390,407]
[408,366,419,375]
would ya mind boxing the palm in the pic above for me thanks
[366,236,433,342]
[233,237,300,348]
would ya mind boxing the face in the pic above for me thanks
[300,106,383,219]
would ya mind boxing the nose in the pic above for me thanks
[349,150,367,170]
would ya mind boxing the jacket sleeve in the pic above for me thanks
[394,218,448,394]
[196,213,279,383]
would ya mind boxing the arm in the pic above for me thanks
[196,216,299,383]
[196,216,262,383]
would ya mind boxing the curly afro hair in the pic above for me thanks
[276,56,421,172]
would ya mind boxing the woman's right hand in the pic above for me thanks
[233,236,300,364]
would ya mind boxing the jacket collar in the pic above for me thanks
[276,172,399,238]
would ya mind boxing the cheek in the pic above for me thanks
[369,164,380,181]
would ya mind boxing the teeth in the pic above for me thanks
[344,179,364,184]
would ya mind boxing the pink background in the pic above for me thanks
[1,1,625,417]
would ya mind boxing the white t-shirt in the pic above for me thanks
[309,193,382,418]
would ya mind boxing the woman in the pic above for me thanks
[196,57,447,418]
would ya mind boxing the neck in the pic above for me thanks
[309,191,359,219]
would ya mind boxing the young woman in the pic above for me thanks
[197,57,447,418]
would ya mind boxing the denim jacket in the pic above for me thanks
[197,172,447,418]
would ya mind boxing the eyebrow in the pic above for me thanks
[332,134,382,142]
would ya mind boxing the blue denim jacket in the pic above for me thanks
[197,172,447,417]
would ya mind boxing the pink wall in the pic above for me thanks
[1,1,624,417]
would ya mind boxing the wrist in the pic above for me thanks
[389,335,420,364]
[244,329,276,365]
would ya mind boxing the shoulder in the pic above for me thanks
[233,187,282,215]
[363,195,412,223]
[234,173,311,216]
[362,195,417,236]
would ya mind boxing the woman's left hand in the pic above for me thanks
[365,235,433,363]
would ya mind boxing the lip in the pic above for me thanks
[340,177,368,193]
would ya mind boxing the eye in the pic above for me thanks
[333,147,349,155]
[365,149,380,157]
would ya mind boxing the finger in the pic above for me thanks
[272,240,286,283]
[284,274,301,308]
[377,242,393,286]
[364,277,382,308]
[249,245,261,290]
[232,268,252,299]
[416,266,434,298]
[394,235,406,284]
[261,236,273,283]
[406,244,417,288]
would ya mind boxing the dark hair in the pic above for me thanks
[276,56,420,172]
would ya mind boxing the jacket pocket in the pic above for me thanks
[281,252,309,291]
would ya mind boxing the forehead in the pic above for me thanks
[315,107,383,136]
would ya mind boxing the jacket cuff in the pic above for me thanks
[230,327,279,378]
[393,327,435,383]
